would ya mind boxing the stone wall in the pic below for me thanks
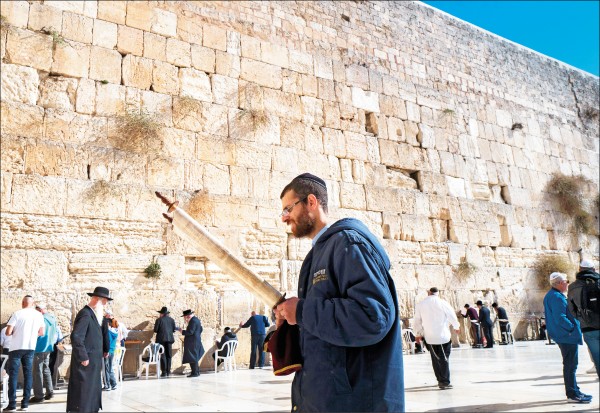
[1,1,598,370]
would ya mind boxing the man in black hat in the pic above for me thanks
[153,307,176,377]
[177,310,204,377]
[67,286,112,413]
[212,327,238,367]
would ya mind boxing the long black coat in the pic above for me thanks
[67,306,103,413]
[478,305,493,327]
[154,315,176,344]
[181,316,204,364]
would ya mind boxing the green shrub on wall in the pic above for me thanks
[532,254,574,288]
[144,262,162,279]
[546,173,598,236]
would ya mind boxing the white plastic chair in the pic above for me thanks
[214,341,238,373]
[1,354,8,409]
[137,343,164,379]
[499,320,514,344]
[402,329,416,355]
[114,347,126,382]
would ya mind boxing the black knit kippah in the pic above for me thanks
[294,173,326,189]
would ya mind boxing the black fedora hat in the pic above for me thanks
[157,306,169,314]
[87,286,113,301]
[181,309,193,317]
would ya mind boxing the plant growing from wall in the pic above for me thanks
[532,254,574,289]
[84,180,120,202]
[41,27,65,46]
[454,260,477,279]
[112,109,162,154]
[236,108,270,131]
[546,173,597,235]
[144,262,162,279]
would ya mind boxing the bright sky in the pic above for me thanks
[422,1,600,76]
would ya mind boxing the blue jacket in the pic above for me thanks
[543,288,582,345]
[241,314,269,336]
[293,218,404,412]
[35,313,58,353]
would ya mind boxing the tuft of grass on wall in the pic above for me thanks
[112,109,162,154]
[546,173,591,216]
[144,262,162,279]
[454,260,477,279]
[84,180,120,202]
[237,108,270,130]
[532,254,575,288]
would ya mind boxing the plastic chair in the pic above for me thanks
[1,354,8,409]
[137,343,164,379]
[214,341,238,373]
[499,321,514,344]
[402,329,416,355]
[114,347,127,382]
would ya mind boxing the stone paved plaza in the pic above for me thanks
[15,341,599,412]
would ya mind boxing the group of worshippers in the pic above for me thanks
[2,297,62,412]
[461,301,511,348]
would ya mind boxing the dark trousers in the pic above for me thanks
[249,334,266,368]
[557,343,580,398]
[482,324,494,347]
[470,322,482,345]
[7,349,34,410]
[425,341,452,386]
[158,342,172,375]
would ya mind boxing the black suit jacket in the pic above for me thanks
[478,306,493,326]
[154,315,176,344]
[496,307,508,321]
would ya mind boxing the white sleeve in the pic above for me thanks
[413,305,424,336]
[444,302,460,330]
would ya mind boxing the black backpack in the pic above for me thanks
[577,277,600,327]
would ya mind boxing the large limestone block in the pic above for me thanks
[446,176,467,198]
[496,109,512,128]
[379,140,427,171]
[240,58,282,89]
[235,141,271,169]
[95,83,126,116]
[44,110,107,144]
[400,214,433,242]
[421,242,449,265]
[92,19,118,49]
[89,46,122,84]
[0,63,40,104]
[150,8,177,37]
[28,3,62,32]
[167,37,191,67]
[38,76,78,111]
[351,87,380,112]
[211,74,238,107]
[5,27,53,71]
[125,1,152,31]
[339,182,366,210]
[61,11,93,43]
[260,41,288,68]
[1,171,12,208]
[75,78,95,114]
[147,156,184,189]
[345,64,369,89]
[10,174,65,215]
[415,265,452,289]
[117,25,143,56]
[301,96,324,125]
[344,131,369,162]
[51,41,91,78]
[263,89,301,121]
[152,61,178,94]
[122,55,153,90]
[501,186,532,207]
[24,141,86,179]
[98,1,126,24]
[1,1,29,27]
[64,179,127,220]
[1,101,44,139]
[191,44,216,73]
[508,225,535,249]
[179,68,212,102]
[201,102,228,137]
[215,51,240,78]
[202,25,227,51]
[289,50,313,74]
[1,249,68,290]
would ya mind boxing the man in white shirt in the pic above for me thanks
[413,287,460,390]
[5,295,45,412]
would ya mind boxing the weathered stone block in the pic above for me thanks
[95,83,126,116]
[88,46,121,84]
[1,101,44,139]
[150,8,177,37]
[38,76,77,111]
[179,68,212,102]
[211,74,238,107]
[61,11,93,44]
[191,44,216,73]
[28,3,62,32]
[1,249,68,290]
[143,31,166,61]
[152,61,178,94]
[11,174,66,215]
[240,58,282,89]
[1,1,29,28]
[117,25,143,56]
[203,25,227,51]
[351,87,380,112]
[6,27,53,71]
[92,19,117,49]
[122,54,153,90]
[289,50,313,74]
[346,64,369,89]
[51,41,90,78]
[125,1,153,31]
[167,37,191,67]
[97,1,126,24]
[0,63,40,105]
[261,41,288,68]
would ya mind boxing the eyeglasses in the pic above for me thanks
[280,197,307,217]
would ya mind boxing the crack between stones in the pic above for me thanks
[567,73,585,129]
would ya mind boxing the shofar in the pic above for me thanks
[156,192,283,309]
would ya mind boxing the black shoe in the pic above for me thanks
[102,386,111,391]
[438,383,453,390]
[567,394,592,403]
[44,393,54,400]
[187,373,199,377]
[111,385,117,390]
[3,407,17,412]
[29,397,44,404]
[160,373,168,377]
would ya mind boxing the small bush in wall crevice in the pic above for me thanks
[144,262,162,279]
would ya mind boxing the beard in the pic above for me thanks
[291,209,316,238]
[92,302,104,324]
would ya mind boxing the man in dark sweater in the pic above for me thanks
[153,306,176,377]
[492,303,512,344]
[462,304,482,348]
[568,259,599,378]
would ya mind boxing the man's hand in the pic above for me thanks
[415,336,422,344]
[103,352,108,359]
[276,297,300,326]
[238,322,243,327]
[81,360,89,366]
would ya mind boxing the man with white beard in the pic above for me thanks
[66,286,113,413]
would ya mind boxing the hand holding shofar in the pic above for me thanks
[155,192,284,309]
